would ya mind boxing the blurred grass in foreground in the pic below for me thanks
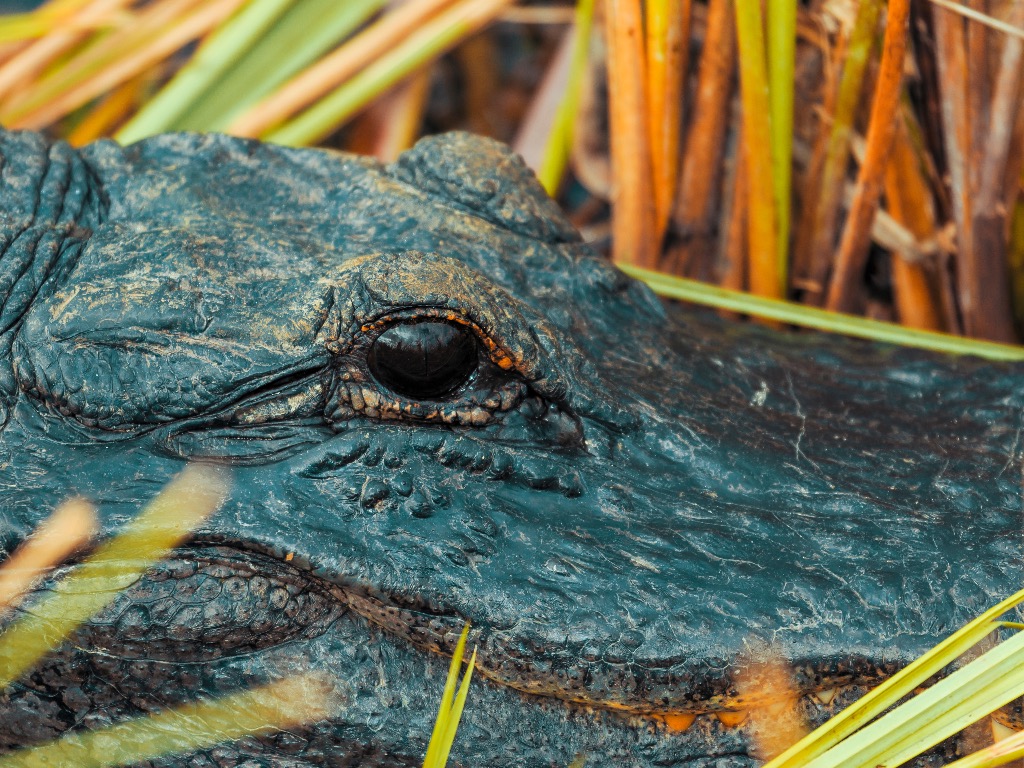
[0,466,475,767]
[761,586,1024,768]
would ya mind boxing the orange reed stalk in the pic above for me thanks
[672,0,735,277]
[646,0,689,243]
[825,0,910,312]
[884,116,943,331]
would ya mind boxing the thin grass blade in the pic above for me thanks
[423,622,470,768]
[536,0,594,194]
[433,646,476,768]
[805,628,1024,768]
[622,265,1024,361]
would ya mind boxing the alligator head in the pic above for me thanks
[0,129,1021,766]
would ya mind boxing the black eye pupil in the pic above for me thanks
[368,321,478,400]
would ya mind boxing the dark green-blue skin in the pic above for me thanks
[0,128,1021,767]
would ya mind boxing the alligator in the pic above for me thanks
[0,127,1021,767]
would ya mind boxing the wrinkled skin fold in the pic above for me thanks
[0,128,1021,766]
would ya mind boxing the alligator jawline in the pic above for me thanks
[26,539,1023,764]
[175,541,891,727]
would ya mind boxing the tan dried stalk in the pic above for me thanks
[0,499,95,615]
[1,0,204,120]
[227,0,460,137]
[604,0,657,267]
[977,1,1024,215]
[934,1,1017,340]
[0,0,130,105]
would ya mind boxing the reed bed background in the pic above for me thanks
[0,0,1020,348]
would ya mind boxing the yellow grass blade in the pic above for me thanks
[766,0,795,291]
[622,265,1024,361]
[423,622,471,768]
[0,673,334,768]
[264,0,513,147]
[733,0,779,298]
[0,464,229,689]
[433,646,476,768]
[537,0,594,194]
[763,585,1024,768]
[804,629,1024,768]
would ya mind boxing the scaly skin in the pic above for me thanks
[0,129,1021,766]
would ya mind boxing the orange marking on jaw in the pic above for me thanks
[716,711,748,728]
[661,713,697,731]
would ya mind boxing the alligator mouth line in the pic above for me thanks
[81,541,1022,744]
[9,538,1024,768]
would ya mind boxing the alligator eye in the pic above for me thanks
[368,321,479,400]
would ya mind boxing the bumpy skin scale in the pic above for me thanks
[0,129,1021,766]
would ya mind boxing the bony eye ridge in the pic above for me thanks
[367,320,479,401]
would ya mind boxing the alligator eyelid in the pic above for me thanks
[357,307,516,372]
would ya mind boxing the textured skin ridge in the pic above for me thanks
[0,132,105,419]
[389,132,581,244]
